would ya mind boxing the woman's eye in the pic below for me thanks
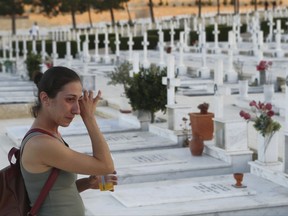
[67,98,75,102]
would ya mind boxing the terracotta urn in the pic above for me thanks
[233,173,244,187]
[189,112,214,156]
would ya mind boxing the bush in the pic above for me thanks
[25,53,41,81]
[205,24,232,42]
[106,62,167,122]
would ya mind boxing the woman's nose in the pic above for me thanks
[72,102,81,115]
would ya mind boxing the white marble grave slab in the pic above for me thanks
[111,178,256,207]
[81,173,288,216]
[0,85,34,92]
[113,148,233,184]
[64,131,178,153]
[5,118,140,146]
[0,96,36,104]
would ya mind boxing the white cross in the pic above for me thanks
[114,32,120,57]
[22,36,27,60]
[104,29,110,63]
[141,32,150,68]
[128,33,134,62]
[158,30,165,67]
[178,32,185,69]
[169,20,175,49]
[162,55,181,106]
[130,52,139,77]
[94,30,100,61]
[274,19,284,51]
[213,22,220,50]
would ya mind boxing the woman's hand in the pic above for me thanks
[79,90,101,121]
[88,172,118,191]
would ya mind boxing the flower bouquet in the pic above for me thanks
[256,60,272,85]
[256,60,272,71]
[239,100,281,154]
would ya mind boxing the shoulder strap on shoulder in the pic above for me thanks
[21,128,60,216]
[21,128,60,155]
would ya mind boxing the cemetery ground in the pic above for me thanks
[1,71,288,215]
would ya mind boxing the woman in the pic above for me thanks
[20,66,116,216]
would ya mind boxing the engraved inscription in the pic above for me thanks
[193,183,232,194]
[105,134,145,143]
[132,154,169,163]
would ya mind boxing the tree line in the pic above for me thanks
[0,0,136,35]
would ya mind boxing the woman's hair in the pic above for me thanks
[31,66,81,117]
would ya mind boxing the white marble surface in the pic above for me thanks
[112,148,232,184]
[5,117,140,146]
[65,131,178,153]
[80,173,288,216]
[111,178,255,207]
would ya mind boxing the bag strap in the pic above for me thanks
[8,147,20,165]
[21,128,60,216]
[28,168,59,216]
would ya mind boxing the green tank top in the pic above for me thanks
[20,132,85,216]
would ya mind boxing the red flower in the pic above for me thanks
[256,60,272,71]
[267,110,274,117]
[239,110,251,120]
[249,100,257,107]
[265,103,272,111]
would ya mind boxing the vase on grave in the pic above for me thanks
[257,132,278,164]
[238,80,248,98]
[119,93,132,114]
[189,109,214,156]
[134,110,151,131]
[166,46,172,53]
[263,84,274,103]
[259,70,266,85]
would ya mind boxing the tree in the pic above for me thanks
[198,0,202,18]
[0,0,25,35]
[34,0,88,29]
[254,0,258,12]
[148,0,155,23]
[217,0,220,15]
[92,0,129,26]
[125,2,132,24]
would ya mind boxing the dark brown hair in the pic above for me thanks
[31,66,81,117]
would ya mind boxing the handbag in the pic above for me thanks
[0,128,59,216]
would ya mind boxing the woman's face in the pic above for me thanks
[47,81,83,127]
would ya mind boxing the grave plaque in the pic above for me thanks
[112,178,256,207]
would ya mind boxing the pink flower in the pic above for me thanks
[239,110,251,120]
[256,60,272,71]
[249,100,257,107]
[267,110,274,117]
[265,103,272,111]
[239,100,281,137]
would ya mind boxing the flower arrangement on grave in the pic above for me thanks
[256,60,272,71]
[197,102,209,114]
[233,59,245,80]
[44,56,53,69]
[239,100,281,153]
[180,116,191,147]
[256,60,273,85]
[25,53,41,81]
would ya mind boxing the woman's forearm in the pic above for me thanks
[76,178,90,193]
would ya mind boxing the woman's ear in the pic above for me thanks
[39,91,49,106]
